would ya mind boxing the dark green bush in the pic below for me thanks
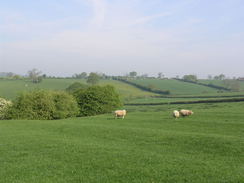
[7,90,79,120]
[51,91,80,119]
[66,82,88,93]
[74,85,122,116]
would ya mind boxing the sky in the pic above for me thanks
[0,0,244,78]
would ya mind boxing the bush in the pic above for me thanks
[74,85,122,116]
[66,82,88,93]
[7,90,79,120]
[52,91,80,119]
[0,98,12,120]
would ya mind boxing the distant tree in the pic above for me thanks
[182,75,198,82]
[87,72,100,85]
[223,79,240,91]
[66,82,88,93]
[207,75,212,80]
[73,72,87,79]
[214,74,226,80]
[12,75,22,80]
[28,69,42,83]
[129,71,137,78]
[6,72,14,78]
[141,74,148,79]
[219,74,225,80]
[78,72,87,78]
[157,72,164,79]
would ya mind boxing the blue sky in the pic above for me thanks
[0,0,244,77]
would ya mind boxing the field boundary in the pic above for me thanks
[174,78,231,91]
[152,94,244,99]
[112,77,170,95]
[125,97,244,106]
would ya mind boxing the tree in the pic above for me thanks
[223,79,240,91]
[157,72,164,79]
[207,75,212,80]
[214,74,226,80]
[66,82,88,93]
[87,72,100,85]
[74,85,122,116]
[129,71,137,78]
[73,72,87,79]
[28,69,42,83]
[182,75,198,82]
[219,74,225,80]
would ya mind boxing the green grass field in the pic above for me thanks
[130,79,219,95]
[0,102,243,182]
[0,79,157,100]
[199,79,244,91]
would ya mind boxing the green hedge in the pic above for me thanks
[6,90,79,120]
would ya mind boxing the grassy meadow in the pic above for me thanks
[130,79,220,95]
[199,79,244,91]
[0,78,157,100]
[0,78,244,182]
[0,102,243,182]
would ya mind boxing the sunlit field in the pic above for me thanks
[0,78,157,100]
[0,102,243,182]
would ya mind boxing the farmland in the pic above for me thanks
[0,78,244,182]
[0,79,157,100]
[129,79,219,95]
[0,102,243,183]
[198,79,244,91]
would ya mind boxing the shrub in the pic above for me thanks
[74,85,122,116]
[52,91,80,119]
[7,90,79,120]
[0,98,12,120]
[66,82,88,93]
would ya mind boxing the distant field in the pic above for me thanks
[126,96,244,104]
[130,79,219,95]
[199,79,244,91]
[0,102,243,182]
[0,79,157,100]
[0,78,85,99]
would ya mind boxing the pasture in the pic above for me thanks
[0,79,157,100]
[130,79,219,95]
[0,78,244,182]
[0,102,243,182]
[199,79,244,91]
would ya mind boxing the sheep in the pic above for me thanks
[173,110,180,118]
[180,109,194,117]
[114,109,126,119]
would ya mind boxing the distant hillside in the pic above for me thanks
[129,79,219,95]
[198,80,244,91]
[0,78,158,101]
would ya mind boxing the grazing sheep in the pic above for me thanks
[173,110,180,118]
[180,109,194,117]
[114,109,126,119]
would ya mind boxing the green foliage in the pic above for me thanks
[74,85,122,116]
[28,68,43,83]
[87,72,100,85]
[65,82,88,93]
[7,90,79,120]
[0,98,12,119]
[129,71,137,77]
[182,74,198,82]
[73,72,87,79]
